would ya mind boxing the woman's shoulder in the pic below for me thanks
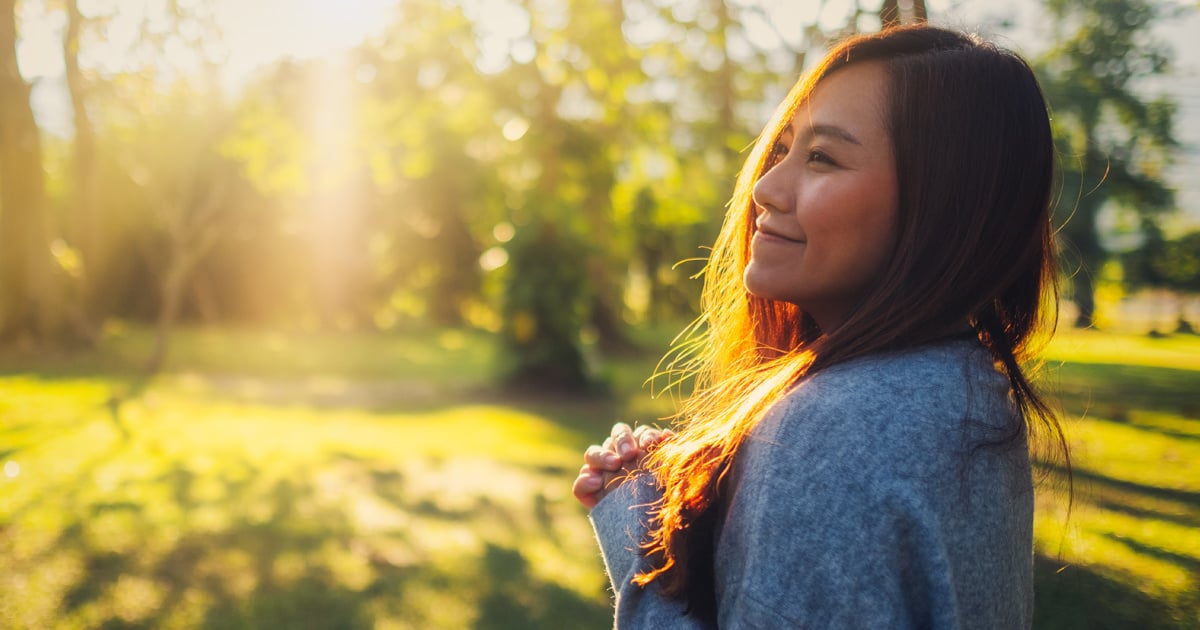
[791,339,1005,413]
[759,339,1015,461]
[816,336,998,386]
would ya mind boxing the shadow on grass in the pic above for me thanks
[1041,462,1200,510]
[1099,534,1200,578]
[1033,460,1200,628]
[1091,494,1200,529]
[1033,555,1197,630]
[474,543,608,630]
[1049,362,1200,422]
[16,448,609,629]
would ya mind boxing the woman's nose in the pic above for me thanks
[751,164,792,216]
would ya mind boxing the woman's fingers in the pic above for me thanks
[573,465,605,508]
[633,425,675,450]
[574,422,671,509]
[585,443,622,470]
[610,422,637,461]
[573,464,634,509]
[632,425,659,448]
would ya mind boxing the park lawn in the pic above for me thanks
[0,326,642,629]
[0,326,1197,628]
[1032,330,1200,629]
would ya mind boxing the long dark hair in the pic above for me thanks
[640,24,1069,607]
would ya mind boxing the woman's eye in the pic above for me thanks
[807,149,836,166]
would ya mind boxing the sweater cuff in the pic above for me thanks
[589,472,660,592]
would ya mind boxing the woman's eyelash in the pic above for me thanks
[807,149,835,165]
[768,142,836,168]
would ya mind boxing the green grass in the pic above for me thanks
[0,326,1196,628]
[0,325,668,629]
[1033,330,1200,629]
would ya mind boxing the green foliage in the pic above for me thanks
[6,0,875,354]
[1157,231,1200,294]
[499,219,591,391]
[1037,0,1183,327]
[1122,222,1172,291]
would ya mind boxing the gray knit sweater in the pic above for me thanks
[590,340,1034,629]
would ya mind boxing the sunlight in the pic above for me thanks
[214,0,395,70]
[459,0,531,73]
[16,0,397,134]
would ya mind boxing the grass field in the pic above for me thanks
[1034,331,1200,629]
[0,325,1197,628]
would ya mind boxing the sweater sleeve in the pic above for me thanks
[589,473,714,629]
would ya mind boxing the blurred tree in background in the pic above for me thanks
[1037,0,1181,328]
[500,218,590,390]
[0,0,81,347]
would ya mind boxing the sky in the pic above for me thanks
[12,0,1200,227]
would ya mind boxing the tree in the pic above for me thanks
[369,4,491,328]
[62,0,104,325]
[500,219,590,391]
[134,94,240,372]
[881,0,927,29]
[1038,0,1179,327]
[0,0,78,348]
[80,1,242,369]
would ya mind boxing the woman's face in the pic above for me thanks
[744,62,899,332]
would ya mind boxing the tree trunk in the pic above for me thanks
[881,0,900,28]
[428,199,479,327]
[1070,270,1096,329]
[1065,141,1109,329]
[146,256,188,374]
[64,0,103,323]
[0,0,62,347]
[146,172,228,373]
[881,0,927,28]
[714,0,736,163]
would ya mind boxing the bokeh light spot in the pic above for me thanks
[502,116,530,142]
[479,247,509,272]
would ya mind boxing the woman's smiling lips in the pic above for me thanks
[754,224,806,245]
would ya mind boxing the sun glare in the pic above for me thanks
[213,0,394,81]
[16,0,396,89]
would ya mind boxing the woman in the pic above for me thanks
[572,24,1069,628]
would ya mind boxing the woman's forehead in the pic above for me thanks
[784,63,891,142]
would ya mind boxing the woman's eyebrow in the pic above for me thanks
[800,123,862,146]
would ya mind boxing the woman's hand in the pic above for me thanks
[572,422,674,509]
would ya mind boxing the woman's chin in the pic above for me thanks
[743,265,790,303]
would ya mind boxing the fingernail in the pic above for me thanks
[604,453,620,467]
[618,441,631,457]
